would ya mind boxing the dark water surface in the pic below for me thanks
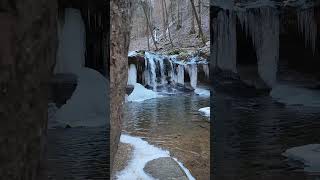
[123,94,210,180]
[47,126,108,179]
[213,91,320,180]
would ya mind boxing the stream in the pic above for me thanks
[213,91,320,180]
[123,93,210,180]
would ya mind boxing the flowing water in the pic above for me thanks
[213,91,320,180]
[123,94,210,180]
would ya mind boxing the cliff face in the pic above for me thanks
[110,0,131,172]
[0,0,58,179]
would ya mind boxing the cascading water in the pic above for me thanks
[129,51,209,93]
[127,64,137,85]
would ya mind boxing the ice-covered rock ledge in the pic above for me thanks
[115,134,195,180]
[283,144,320,173]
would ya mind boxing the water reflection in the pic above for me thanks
[123,94,210,179]
[213,92,320,180]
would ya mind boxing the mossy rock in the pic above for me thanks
[136,50,145,56]
[167,49,188,56]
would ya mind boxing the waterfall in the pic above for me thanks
[54,8,86,75]
[128,64,137,85]
[145,52,158,90]
[129,51,209,92]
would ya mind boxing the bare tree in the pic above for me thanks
[189,0,196,34]
[141,1,158,50]
[163,0,174,47]
[190,0,206,44]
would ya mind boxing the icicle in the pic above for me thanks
[54,8,86,75]
[186,64,198,89]
[297,8,317,54]
[214,10,237,73]
[236,7,279,87]
[202,64,209,79]
[127,64,137,85]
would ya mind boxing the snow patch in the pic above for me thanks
[270,84,320,107]
[199,107,210,118]
[117,134,195,180]
[194,88,210,97]
[54,68,108,127]
[127,83,160,102]
[283,144,320,173]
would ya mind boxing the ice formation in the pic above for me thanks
[127,83,160,102]
[54,8,86,75]
[270,84,320,107]
[214,10,237,73]
[202,64,210,79]
[283,144,320,172]
[199,107,210,118]
[186,64,198,89]
[236,7,279,87]
[54,68,108,127]
[297,8,318,54]
[194,88,210,97]
[116,134,195,180]
[127,64,137,85]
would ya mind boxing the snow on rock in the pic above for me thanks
[127,83,160,102]
[194,88,210,97]
[128,51,138,57]
[116,134,195,180]
[54,8,86,75]
[54,67,108,127]
[270,84,320,107]
[199,107,210,118]
[283,144,320,173]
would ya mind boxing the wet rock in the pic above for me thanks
[143,157,188,180]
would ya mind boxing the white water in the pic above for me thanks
[283,144,320,173]
[54,8,86,75]
[127,64,137,85]
[127,83,160,102]
[145,52,158,90]
[54,68,108,127]
[116,134,195,180]
[297,8,318,54]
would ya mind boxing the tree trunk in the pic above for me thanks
[161,0,167,39]
[110,0,132,172]
[190,0,206,44]
[190,0,196,34]
[141,1,158,50]
[198,0,202,37]
[163,0,174,47]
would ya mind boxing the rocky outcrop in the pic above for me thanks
[110,0,132,172]
[143,157,188,180]
[0,0,58,179]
